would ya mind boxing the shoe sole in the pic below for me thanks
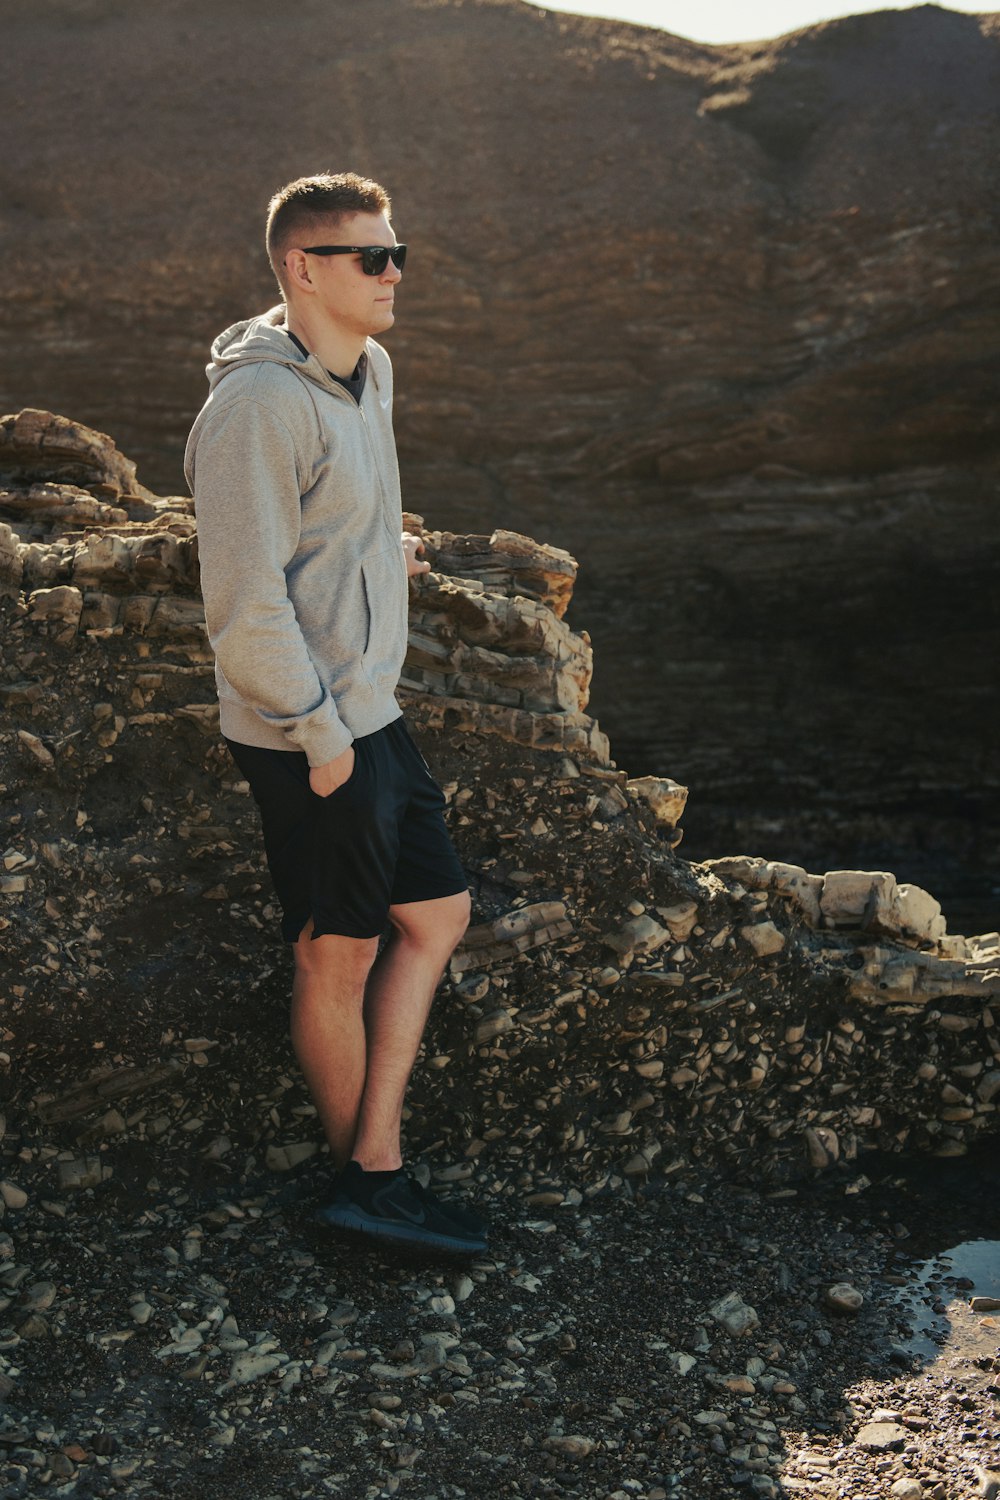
[318,1203,488,1255]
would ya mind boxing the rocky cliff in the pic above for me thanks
[2,0,998,926]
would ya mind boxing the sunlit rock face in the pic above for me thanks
[4,3,997,493]
[2,412,998,1193]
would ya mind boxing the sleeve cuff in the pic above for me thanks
[290,717,355,768]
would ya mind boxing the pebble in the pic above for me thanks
[327,1301,358,1327]
[604,914,670,957]
[825,1282,865,1313]
[0,1183,27,1211]
[16,730,54,768]
[543,1435,595,1459]
[475,1011,514,1044]
[265,1142,317,1172]
[56,1157,107,1191]
[18,1282,56,1313]
[721,1374,756,1394]
[17,1314,49,1339]
[155,1328,204,1359]
[434,1163,474,1182]
[805,1126,840,1169]
[708,1291,760,1336]
[856,1420,908,1451]
[890,1479,926,1499]
[228,1351,284,1385]
[371,1341,447,1380]
[739,921,786,956]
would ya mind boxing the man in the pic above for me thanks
[184,172,486,1254]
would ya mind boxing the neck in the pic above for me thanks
[284,304,365,378]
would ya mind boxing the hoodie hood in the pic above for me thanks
[206,304,381,395]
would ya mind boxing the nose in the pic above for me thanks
[382,255,402,284]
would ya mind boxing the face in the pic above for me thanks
[285,211,402,339]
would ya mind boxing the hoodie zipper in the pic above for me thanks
[321,367,408,583]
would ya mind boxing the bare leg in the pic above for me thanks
[351,890,471,1171]
[289,920,379,1169]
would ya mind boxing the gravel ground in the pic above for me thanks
[1,1141,998,1500]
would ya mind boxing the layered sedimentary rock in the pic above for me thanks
[403,526,610,763]
[1,415,998,1193]
[1,410,610,769]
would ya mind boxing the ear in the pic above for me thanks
[282,249,315,296]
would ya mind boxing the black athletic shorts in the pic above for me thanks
[225,716,468,943]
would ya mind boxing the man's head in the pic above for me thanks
[266,172,392,293]
[265,172,403,360]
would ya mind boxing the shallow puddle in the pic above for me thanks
[891,1239,1000,1363]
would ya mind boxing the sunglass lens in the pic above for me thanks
[360,245,407,275]
[361,247,389,275]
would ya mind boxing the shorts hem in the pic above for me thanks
[280,880,469,941]
[389,879,470,908]
[280,912,386,944]
[309,923,385,942]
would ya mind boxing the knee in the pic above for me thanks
[390,889,471,953]
[437,888,471,951]
[452,888,472,942]
[293,929,379,988]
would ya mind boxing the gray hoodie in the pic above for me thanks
[184,306,408,765]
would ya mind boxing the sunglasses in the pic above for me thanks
[299,243,407,276]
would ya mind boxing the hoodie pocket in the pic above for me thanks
[360,548,407,689]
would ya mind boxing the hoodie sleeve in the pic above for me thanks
[189,394,354,766]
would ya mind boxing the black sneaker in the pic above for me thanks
[318,1163,489,1254]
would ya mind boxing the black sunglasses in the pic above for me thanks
[299,243,407,276]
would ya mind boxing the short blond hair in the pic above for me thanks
[266,172,392,290]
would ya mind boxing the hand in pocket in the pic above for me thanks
[309,744,356,798]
